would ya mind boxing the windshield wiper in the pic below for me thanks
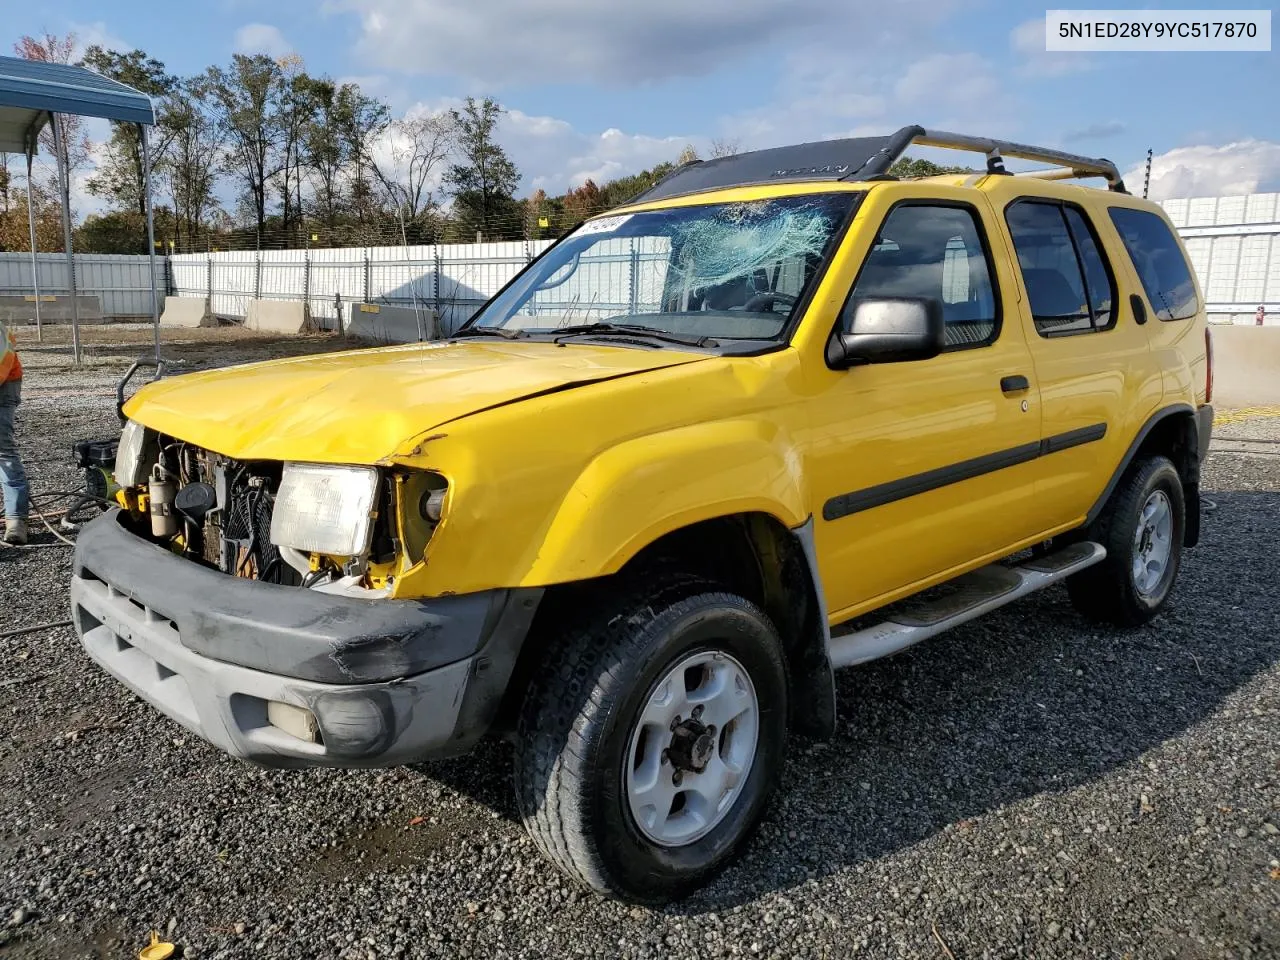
[550,322,716,349]
[452,326,527,339]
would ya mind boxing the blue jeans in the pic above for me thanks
[0,379,29,520]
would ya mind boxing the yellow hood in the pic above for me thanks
[125,339,708,463]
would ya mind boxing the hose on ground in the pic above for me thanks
[0,620,73,641]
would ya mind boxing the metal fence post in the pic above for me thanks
[433,248,442,322]
[334,292,344,335]
[254,254,262,301]
[363,252,371,304]
[206,253,213,314]
[302,256,311,312]
[629,240,640,314]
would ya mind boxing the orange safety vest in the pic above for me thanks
[0,322,21,383]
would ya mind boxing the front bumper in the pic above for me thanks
[70,510,540,767]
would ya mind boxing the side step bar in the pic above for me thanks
[828,541,1106,669]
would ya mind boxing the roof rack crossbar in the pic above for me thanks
[883,128,1127,193]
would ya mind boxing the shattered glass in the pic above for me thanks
[468,193,858,344]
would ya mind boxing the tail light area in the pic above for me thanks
[1205,326,1214,405]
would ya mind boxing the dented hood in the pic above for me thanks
[124,339,708,463]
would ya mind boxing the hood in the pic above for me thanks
[125,339,708,463]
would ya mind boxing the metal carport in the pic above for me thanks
[0,53,159,363]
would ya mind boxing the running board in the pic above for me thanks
[828,541,1106,669]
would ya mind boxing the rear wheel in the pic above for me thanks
[513,577,788,903]
[1067,455,1185,626]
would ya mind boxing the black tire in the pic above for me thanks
[513,576,788,903]
[1067,455,1185,626]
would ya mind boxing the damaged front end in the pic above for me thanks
[70,384,540,769]
[111,419,445,600]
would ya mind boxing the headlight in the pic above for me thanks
[114,419,150,488]
[270,463,380,557]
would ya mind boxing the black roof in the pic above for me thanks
[628,124,1126,204]
[633,127,922,204]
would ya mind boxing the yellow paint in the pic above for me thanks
[1214,405,1280,426]
[123,174,1208,618]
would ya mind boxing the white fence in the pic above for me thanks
[171,241,556,335]
[0,252,166,319]
[1162,193,1280,325]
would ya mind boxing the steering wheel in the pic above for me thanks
[743,291,799,313]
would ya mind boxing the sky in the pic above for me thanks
[6,0,1279,213]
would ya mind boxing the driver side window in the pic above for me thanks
[843,203,999,349]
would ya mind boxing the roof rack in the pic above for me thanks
[628,125,1126,204]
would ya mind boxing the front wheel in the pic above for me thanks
[1067,455,1185,626]
[513,579,788,902]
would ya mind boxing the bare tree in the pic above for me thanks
[709,137,742,159]
[14,34,93,193]
[371,108,457,223]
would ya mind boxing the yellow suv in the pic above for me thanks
[72,126,1213,902]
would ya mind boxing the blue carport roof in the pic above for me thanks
[0,53,155,154]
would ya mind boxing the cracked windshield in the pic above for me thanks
[469,194,858,342]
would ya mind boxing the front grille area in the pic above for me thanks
[141,440,300,585]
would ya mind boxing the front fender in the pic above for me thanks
[523,418,808,585]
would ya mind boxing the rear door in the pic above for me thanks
[991,183,1164,528]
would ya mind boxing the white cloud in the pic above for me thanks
[69,20,131,56]
[327,0,959,85]
[234,23,293,58]
[1125,141,1280,200]
[1010,17,1092,77]
[720,50,1015,151]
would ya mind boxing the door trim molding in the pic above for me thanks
[822,423,1108,521]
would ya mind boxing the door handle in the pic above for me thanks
[1130,293,1148,325]
[1000,375,1030,394]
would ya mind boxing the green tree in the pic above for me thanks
[339,84,390,227]
[205,54,285,236]
[887,156,975,178]
[445,97,521,239]
[274,55,314,235]
[302,78,390,229]
[81,46,178,219]
[160,78,225,251]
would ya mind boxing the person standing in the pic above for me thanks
[0,318,29,545]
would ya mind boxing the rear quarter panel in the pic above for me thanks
[1099,194,1209,409]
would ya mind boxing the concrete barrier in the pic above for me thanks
[159,296,212,328]
[0,295,104,324]
[244,299,311,334]
[1212,324,1280,407]
[345,303,440,343]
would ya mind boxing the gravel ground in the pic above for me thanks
[1,336,1277,959]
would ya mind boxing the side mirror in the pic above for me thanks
[827,297,946,368]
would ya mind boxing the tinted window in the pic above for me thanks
[846,205,998,349]
[1065,207,1115,328]
[1108,207,1199,321]
[1006,201,1115,335]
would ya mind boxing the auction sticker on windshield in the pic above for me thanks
[575,214,634,237]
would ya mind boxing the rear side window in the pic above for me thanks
[1108,207,1199,321]
[1006,201,1116,336]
